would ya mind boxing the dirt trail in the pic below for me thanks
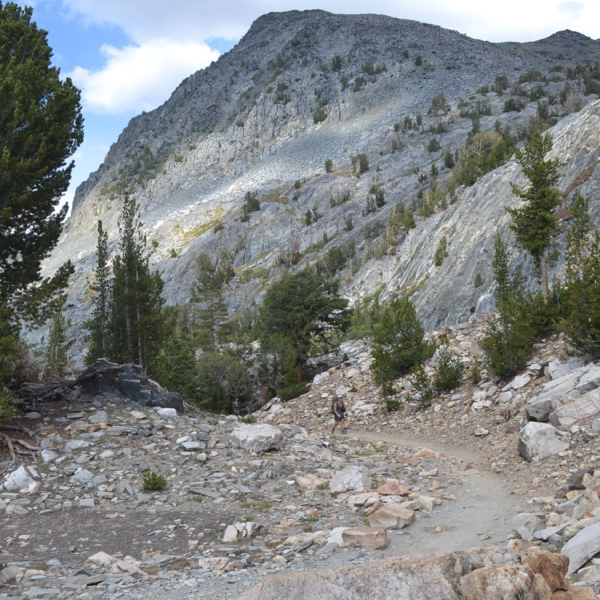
[349,429,523,557]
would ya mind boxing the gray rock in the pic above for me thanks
[229,424,284,453]
[512,513,546,540]
[70,469,94,484]
[89,410,109,424]
[64,439,92,452]
[561,520,600,574]
[329,465,371,493]
[146,391,184,412]
[25,412,41,420]
[2,465,36,492]
[549,388,600,428]
[548,357,587,380]
[518,422,570,462]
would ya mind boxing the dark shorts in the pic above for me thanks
[334,412,345,422]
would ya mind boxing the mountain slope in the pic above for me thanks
[39,10,600,355]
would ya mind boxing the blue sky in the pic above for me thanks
[17,0,600,210]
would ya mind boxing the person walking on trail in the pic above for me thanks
[331,394,347,434]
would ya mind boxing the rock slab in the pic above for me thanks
[229,424,284,453]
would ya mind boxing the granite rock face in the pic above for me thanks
[35,9,600,361]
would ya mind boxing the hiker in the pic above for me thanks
[331,394,347,434]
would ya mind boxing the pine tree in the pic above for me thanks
[259,268,350,381]
[85,220,111,364]
[507,131,562,301]
[480,235,535,376]
[562,194,600,355]
[190,251,234,351]
[44,310,70,379]
[109,196,165,373]
[0,3,82,328]
[370,294,434,384]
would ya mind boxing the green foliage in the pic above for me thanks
[317,242,356,277]
[494,74,509,95]
[0,310,25,388]
[406,364,434,404]
[428,93,449,116]
[324,159,333,173]
[507,131,562,296]
[369,185,386,207]
[414,55,422,66]
[279,382,310,401]
[474,273,484,288]
[241,414,256,424]
[107,196,166,374]
[195,351,253,414]
[190,251,234,352]
[479,235,553,377]
[561,194,600,356]
[433,347,465,391]
[370,295,435,384]
[313,106,327,124]
[85,221,112,364]
[434,236,448,267]
[388,204,416,236]
[44,309,71,379]
[331,55,343,72]
[351,153,369,174]
[353,76,366,92]
[142,470,167,491]
[503,97,526,112]
[0,3,82,331]
[259,268,350,382]
[427,138,441,153]
[0,388,15,426]
[451,130,516,187]
[385,399,402,411]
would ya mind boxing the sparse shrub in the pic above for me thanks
[428,138,441,153]
[369,185,385,207]
[351,153,369,174]
[406,364,434,404]
[434,236,448,267]
[385,399,402,411]
[313,106,327,124]
[331,55,343,72]
[433,347,465,391]
[143,470,167,491]
[474,273,484,288]
[470,357,483,384]
[0,390,15,427]
[353,76,366,92]
[241,414,257,424]
[324,159,333,173]
[415,55,422,66]
[279,382,310,401]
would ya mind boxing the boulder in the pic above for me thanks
[512,513,547,540]
[341,527,387,549]
[459,564,552,600]
[329,465,371,493]
[561,520,600,574]
[229,424,284,453]
[521,547,568,591]
[550,389,600,428]
[239,547,561,600]
[367,504,415,529]
[518,422,570,462]
[548,358,587,380]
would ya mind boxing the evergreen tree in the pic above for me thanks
[370,294,434,384]
[85,221,111,364]
[44,310,70,379]
[190,251,234,351]
[0,2,82,328]
[109,196,165,374]
[562,194,600,356]
[480,235,536,376]
[259,268,350,381]
[507,131,562,301]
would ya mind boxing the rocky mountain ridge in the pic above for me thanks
[36,10,600,356]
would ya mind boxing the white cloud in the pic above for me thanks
[68,39,219,114]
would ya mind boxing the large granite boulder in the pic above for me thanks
[518,422,570,462]
[239,547,572,600]
[561,521,600,574]
[229,424,284,453]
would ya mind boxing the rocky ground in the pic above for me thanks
[3,321,600,598]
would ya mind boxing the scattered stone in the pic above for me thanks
[367,504,415,529]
